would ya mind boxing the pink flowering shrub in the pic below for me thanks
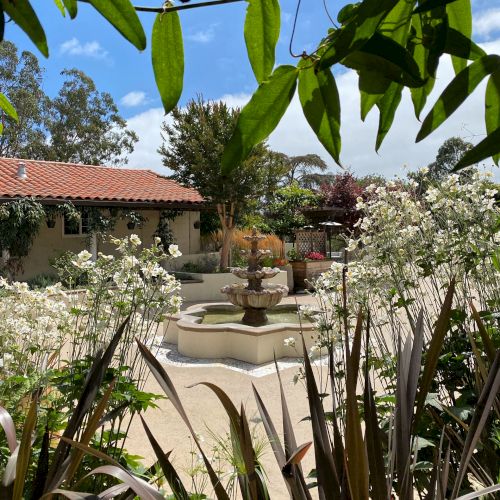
[305,251,325,261]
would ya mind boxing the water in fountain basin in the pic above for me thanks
[200,308,311,325]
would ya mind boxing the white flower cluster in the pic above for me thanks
[0,278,70,376]
[65,235,183,362]
[310,170,500,354]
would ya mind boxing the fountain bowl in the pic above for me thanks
[221,282,288,310]
[230,266,280,280]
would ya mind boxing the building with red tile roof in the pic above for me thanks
[0,157,204,207]
[0,158,207,280]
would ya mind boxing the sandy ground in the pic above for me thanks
[126,294,323,499]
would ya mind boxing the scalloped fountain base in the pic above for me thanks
[163,303,316,364]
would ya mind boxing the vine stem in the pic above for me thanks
[78,0,245,14]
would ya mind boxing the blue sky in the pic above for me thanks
[5,0,500,177]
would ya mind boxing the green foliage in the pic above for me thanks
[87,0,146,50]
[265,183,319,238]
[0,41,48,159]
[0,197,44,259]
[25,272,59,289]
[1,0,48,57]
[154,209,181,247]
[46,68,138,165]
[162,98,268,204]
[417,55,500,144]
[152,9,184,114]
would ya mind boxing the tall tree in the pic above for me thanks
[159,97,283,269]
[426,137,474,181]
[0,41,48,159]
[281,153,330,188]
[46,69,137,166]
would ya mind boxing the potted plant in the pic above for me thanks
[288,249,333,291]
[124,210,147,230]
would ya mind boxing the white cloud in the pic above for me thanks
[127,38,500,178]
[121,91,148,107]
[474,8,500,38]
[59,38,108,59]
[187,25,217,43]
[126,107,168,171]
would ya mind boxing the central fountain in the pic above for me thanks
[221,229,289,326]
[162,229,316,364]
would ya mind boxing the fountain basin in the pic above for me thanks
[163,303,316,365]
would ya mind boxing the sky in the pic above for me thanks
[5,0,500,179]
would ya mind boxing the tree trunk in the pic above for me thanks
[220,225,234,270]
[217,202,235,271]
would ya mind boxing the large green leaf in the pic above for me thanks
[413,0,460,14]
[359,0,413,120]
[54,0,65,16]
[376,81,403,150]
[359,72,391,120]
[454,125,500,170]
[417,55,500,142]
[298,62,341,164]
[444,27,485,62]
[152,11,184,114]
[446,0,471,74]
[1,0,48,57]
[344,32,424,87]
[244,0,280,84]
[0,93,18,122]
[485,70,500,164]
[410,14,435,117]
[320,0,399,68]
[88,0,146,50]
[221,65,298,175]
[62,0,77,19]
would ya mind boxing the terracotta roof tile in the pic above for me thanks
[0,157,204,205]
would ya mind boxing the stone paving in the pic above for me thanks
[127,293,323,499]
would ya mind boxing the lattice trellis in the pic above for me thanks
[295,230,326,256]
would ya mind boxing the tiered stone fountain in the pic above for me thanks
[221,229,289,326]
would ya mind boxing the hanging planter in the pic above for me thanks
[46,218,56,228]
[127,221,136,230]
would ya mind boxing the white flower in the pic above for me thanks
[284,337,296,347]
[419,166,429,175]
[77,250,92,261]
[168,244,182,258]
[129,234,141,246]
[123,256,139,270]
[154,236,162,245]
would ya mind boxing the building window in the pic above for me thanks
[63,210,90,236]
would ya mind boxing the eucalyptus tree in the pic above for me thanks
[46,69,138,166]
[0,0,499,172]
[0,42,137,165]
